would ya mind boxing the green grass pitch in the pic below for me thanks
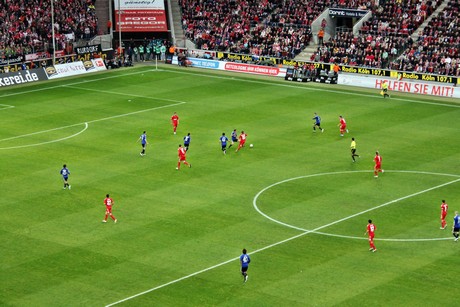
[1,64,459,306]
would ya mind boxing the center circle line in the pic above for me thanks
[253,170,460,242]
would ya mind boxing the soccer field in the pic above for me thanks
[1,64,459,306]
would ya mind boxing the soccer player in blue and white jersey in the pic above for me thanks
[240,248,251,282]
[312,112,324,132]
[453,211,460,242]
[138,131,148,156]
[60,164,71,189]
[228,129,238,148]
[183,132,191,151]
[220,133,229,154]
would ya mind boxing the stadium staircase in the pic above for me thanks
[294,39,317,62]
[96,0,110,36]
[170,0,187,48]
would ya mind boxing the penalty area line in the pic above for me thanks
[0,104,15,110]
[0,123,89,150]
[0,100,186,149]
[63,85,185,104]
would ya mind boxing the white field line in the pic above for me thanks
[157,68,460,109]
[0,123,87,142]
[0,123,88,150]
[63,85,185,104]
[0,100,186,149]
[0,104,14,110]
[105,171,460,306]
[0,69,150,98]
[0,69,185,149]
[310,231,452,241]
[85,101,186,125]
[253,170,460,234]
[0,67,459,109]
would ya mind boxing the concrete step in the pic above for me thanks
[170,0,187,47]
[96,0,110,35]
[295,43,318,62]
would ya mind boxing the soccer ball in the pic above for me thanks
[249,144,254,148]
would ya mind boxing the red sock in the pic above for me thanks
[104,214,108,220]
[111,215,116,221]
[177,162,180,169]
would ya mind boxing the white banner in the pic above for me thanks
[339,74,459,98]
[114,0,164,9]
[171,56,287,77]
[45,60,106,79]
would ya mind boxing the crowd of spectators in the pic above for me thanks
[0,0,98,59]
[178,0,378,59]
[179,0,283,52]
[1,0,458,77]
[359,0,441,36]
[314,0,455,74]
[178,0,340,58]
[314,31,410,68]
[179,0,460,76]
[394,0,460,75]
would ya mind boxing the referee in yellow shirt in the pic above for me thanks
[381,80,390,98]
[351,137,360,162]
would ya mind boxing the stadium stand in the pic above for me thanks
[1,0,458,76]
[318,0,453,73]
[178,0,284,52]
[178,0,335,58]
[0,0,98,58]
[177,0,460,76]
[394,0,460,75]
[177,0,444,63]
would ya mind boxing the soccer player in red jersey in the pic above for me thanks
[440,199,448,229]
[235,131,247,152]
[176,144,191,170]
[171,112,179,134]
[338,115,348,136]
[365,219,377,252]
[373,151,384,178]
[103,194,117,223]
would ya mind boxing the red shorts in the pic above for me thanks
[105,206,112,214]
[239,140,246,146]
[441,213,447,219]
[368,234,374,240]
[179,156,186,161]
[340,125,346,130]
[374,164,381,169]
